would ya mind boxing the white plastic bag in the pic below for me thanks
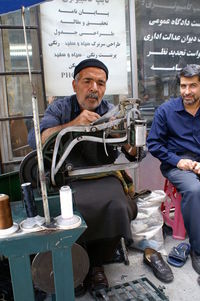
[130,190,166,255]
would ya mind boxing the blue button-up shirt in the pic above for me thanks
[28,94,114,149]
[147,96,200,166]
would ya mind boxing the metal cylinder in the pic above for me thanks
[0,194,13,229]
[134,120,147,147]
[59,186,73,219]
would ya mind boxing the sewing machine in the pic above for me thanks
[20,97,146,193]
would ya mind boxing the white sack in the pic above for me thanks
[130,190,166,255]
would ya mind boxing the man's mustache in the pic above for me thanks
[86,93,98,100]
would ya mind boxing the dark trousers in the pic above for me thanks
[71,176,137,267]
[161,153,200,253]
[86,237,120,266]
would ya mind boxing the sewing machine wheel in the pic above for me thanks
[19,149,56,193]
[31,243,89,294]
[19,150,38,188]
[42,131,74,185]
[19,132,75,191]
[42,131,58,170]
[42,130,76,167]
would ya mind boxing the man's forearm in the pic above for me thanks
[41,119,77,144]
[41,126,62,144]
[41,110,101,145]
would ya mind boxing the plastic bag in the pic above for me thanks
[130,190,166,255]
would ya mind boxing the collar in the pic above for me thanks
[174,97,185,112]
[175,96,200,116]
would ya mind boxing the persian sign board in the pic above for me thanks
[136,0,200,78]
[40,0,127,96]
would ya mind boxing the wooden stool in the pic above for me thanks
[161,179,186,240]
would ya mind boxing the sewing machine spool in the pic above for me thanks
[0,194,18,237]
[31,243,90,293]
[20,183,45,232]
[134,119,147,147]
[55,186,81,229]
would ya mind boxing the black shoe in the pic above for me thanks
[85,266,109,293]
[144,248,174,283]
[75,284,87,297]
[191,250,200,274]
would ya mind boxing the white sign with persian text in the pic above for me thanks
[40,0,127,96]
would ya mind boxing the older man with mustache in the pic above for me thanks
[147,64,200,276]
[28,59,138,296]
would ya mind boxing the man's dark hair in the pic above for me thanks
[177,64,200,83]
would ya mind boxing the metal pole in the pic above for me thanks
[129,0,138,98]
[128,0,139,191]
[21,6,50,223]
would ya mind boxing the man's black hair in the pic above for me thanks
[177,64,200,84]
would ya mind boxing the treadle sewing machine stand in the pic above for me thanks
[0,202,86,301]
[3,98,146,301]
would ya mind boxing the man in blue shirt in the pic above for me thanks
[28,59,138,294]
[147,64,200,275]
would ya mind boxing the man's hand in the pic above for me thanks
[177,159,198,171]
[123,144,137,156]
[73,109,100,125]
[41,109,100,144]
[192,162,200,175]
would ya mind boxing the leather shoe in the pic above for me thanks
[85,266,109,292]
[75,284,86,297]
[191,250,200,274]
[144,248,174,283]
